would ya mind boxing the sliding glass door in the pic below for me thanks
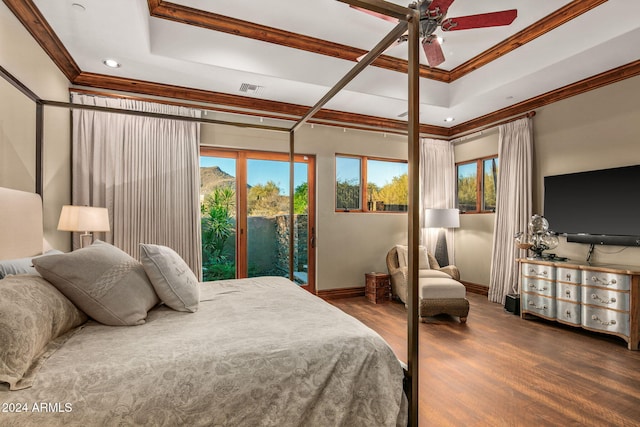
[200,148,316,293]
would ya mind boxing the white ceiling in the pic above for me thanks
[32,0,640,128]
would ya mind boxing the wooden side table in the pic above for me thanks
[365,272,391,304]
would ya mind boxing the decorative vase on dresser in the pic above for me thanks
[518,258,640,350]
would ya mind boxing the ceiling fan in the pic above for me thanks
[351,0,517,67]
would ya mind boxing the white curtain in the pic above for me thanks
[71,93,202,278]
[488,117,533,303]
[419,138,456,264]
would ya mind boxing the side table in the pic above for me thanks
[365,272,391,304]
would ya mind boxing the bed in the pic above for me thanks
[0,187,407,426]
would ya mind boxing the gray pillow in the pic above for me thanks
[139,243,199,312]
[0,250,63,279]
[33,240,159,326]
[0,275,87,390]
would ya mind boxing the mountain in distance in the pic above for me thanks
[200,166,235,197]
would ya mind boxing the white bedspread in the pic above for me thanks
[1,276,406,426]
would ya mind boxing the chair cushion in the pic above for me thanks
[395,245,430,269]
[419,269,451,279]
[419,278,466,299]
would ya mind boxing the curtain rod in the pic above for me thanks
[450,111,536,143]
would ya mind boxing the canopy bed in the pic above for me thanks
[0,0,425,425]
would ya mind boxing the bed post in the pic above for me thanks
[288,130,295,283]
[406,5,421,427]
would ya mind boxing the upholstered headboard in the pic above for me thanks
[0,187,44,260]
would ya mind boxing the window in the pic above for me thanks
[335,155,408,212]
[456,156,499,213]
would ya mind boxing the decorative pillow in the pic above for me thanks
[0,275,87,390]
[33,240,159,326]
[0,250,63,279]
[139,243,199,312]
[396,245,430,269]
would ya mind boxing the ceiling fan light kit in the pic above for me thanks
[352,0,518,68]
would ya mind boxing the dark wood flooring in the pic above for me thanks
[330,293,640,427]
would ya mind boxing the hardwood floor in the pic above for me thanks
[330,293,640,427]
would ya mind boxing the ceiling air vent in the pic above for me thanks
[239,83,264,95]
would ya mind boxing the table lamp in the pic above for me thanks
[424,208,460,267]
[57,205,110,248]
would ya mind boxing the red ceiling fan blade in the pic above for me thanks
[441,10,517,31]
[422,36,445,68]
[428,0,456,15]
[350,5,398,23]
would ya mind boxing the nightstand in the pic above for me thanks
[365,272,391,304]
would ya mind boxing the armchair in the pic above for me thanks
[386,245,469,323]
[386,245,460,304]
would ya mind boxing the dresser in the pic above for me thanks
[518,259,640,350]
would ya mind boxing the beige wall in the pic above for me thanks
[0,2,71,251]
[533,74,640,266]
[201,124,408,291]
[454,74,640,288]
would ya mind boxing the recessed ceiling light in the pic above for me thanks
[102,59,121,68]
[444,117,455,122]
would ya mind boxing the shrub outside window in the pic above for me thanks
[457,155,499,213]
[336,155,408,212]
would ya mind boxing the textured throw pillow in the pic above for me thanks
[0,275,87,390]
[139,243,199,312]
[396,245,430,269]
[0,250,63,279]
[33,240,159,326]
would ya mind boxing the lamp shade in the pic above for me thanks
[424,208,460,229]
[57,205,110,232]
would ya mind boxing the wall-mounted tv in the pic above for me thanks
[543,165,640,246]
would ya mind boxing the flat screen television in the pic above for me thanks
[543,164,640,246]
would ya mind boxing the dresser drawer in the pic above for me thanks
[522,263,555,280]
[522,293,556,319]
[556,282,580,303]
[582,305,629,336]
[556,267,581,284]
[522,277,555,298]
[582,287,629,312]
[582,271,630,291]
[556,300,581,325]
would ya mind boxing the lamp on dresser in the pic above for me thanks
[424,208,459,267]
[57,205,110,248]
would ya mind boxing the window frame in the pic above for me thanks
[456,154,499,214]
[335,154,408,213]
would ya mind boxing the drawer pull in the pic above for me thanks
[591,294,616,305]
[528,268,548,277]
[591,276,617,286]
[528,283,548,291]
[566,273,572,280]
[528,301,548,311]
[565,290,572,297]
[591,315,616,326]
[564,310,572,319]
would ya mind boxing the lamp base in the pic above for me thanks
[79,232,93,249]
[434,228,449,267]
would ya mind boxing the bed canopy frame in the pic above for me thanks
[2,1,423,423]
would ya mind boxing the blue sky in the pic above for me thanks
[336,157,407,187]
[200,156,307,196]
